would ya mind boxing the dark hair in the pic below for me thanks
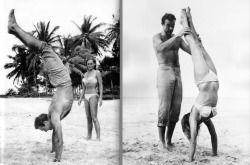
[161,13,176,25]
[181,113,200,140]
[86,58,97,70]
[34,113,48,129]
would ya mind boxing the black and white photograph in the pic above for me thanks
[0,0,120,164]
[0,0,249,164]
[123,0,249,164]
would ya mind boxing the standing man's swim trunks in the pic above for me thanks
[157,65,182,127]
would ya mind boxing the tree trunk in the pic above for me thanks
[45,78,48,95]
[111,79,113,88]
[33,71,38,93]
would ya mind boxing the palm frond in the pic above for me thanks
[33,23,42,40]
[13,71,22,84]
[88,15,97,25]
[6,66,21,79]
[71,21,82,32]
[47,35,61,44]
[7,55,16,60]
[47,26,60,41]
[89,23,106,34]
[4,63,16,69]
[45,21,51,36]
[81,15,96,33]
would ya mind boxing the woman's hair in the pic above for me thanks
[86,58,97,70]
[34,113,48,129]
[181,113,200,140]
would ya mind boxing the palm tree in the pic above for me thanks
[4,45,29,84]
[100,14,120,90]
[71,15,109,56]
[30,21,61,92]
[58,35,93,77]
[33,21,61,48]
[105,14,120,58]
[28,21,61,71]
[100,56,119,89]
[58,35,95,95]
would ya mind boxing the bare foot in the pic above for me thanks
[186,7,192,20]
[180,9,189,28]
[8,9,18,34]
[167,142,175,148]
[85,136,91,141]
[186,7,199,38]
[96,138,101,141]
[212,153,218,156]
[53,159,60,162]
[158,142,168,151]
[186,7,195,37]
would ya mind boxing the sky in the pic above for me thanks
[0,0,119,94]
[123,0,249,98]
[0,0,249,98]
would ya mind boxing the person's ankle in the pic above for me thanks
[158,141,166,146]
[8,23,17,31]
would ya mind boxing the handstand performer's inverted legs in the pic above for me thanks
[180,8,218,162]
[8,9,43,50]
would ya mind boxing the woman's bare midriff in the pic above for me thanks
[85,86,98,94]
[195,81,219,107]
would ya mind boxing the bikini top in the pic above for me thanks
[195,70,219,87]
[82,70,98,86]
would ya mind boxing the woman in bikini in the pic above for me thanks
[180,7,218,162]
[78,58,103,141]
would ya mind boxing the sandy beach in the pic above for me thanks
[0,98,120,165]
[123,97,249,165]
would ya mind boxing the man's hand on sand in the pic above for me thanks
[177,27,192,37]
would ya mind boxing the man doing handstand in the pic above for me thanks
[8,9,73,162]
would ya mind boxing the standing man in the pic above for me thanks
[153,13,191,150]
[8,9,73,162]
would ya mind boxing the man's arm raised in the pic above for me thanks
[153,27,192,52]
[153,34,179,52]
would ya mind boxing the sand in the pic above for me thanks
[123,97,249,165]
[0,98,120,165]
[1,97,249,164]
